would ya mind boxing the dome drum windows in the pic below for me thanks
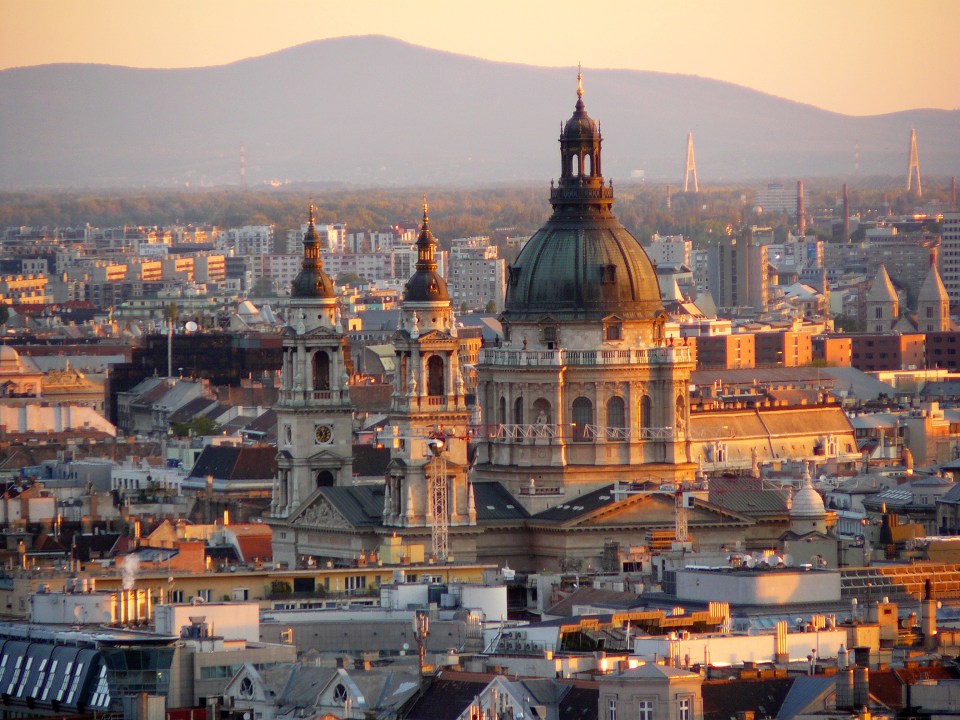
[639,395,652,434]
[571,396,593,442]
[603,315,623,342]
[606,396,626,441]
[540,322,559,348]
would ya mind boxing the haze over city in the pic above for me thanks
[3,0,959,116]
[3,3,960,720]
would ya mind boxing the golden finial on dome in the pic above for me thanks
[577,63,583,98]
[422,194,429,222]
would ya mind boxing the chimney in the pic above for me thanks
[922,579,938,651]
[852,666,869,708]
[836,667,854,710]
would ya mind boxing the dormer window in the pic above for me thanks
[600,265,616,284]
[603,315,623,342]
[508,266,521,286]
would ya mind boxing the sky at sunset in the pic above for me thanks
[2,0,958,117]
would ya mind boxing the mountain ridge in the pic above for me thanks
[1,35,957,189]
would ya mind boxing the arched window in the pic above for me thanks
[583,153,592,176]
[572,154,580,176]
[427,355,445,396]
[572,396,593,442]
[607,396,625,441]
[640,395,652,432]
[514,396,524,426]
[313,351,330,391]
[316,470,335,487]
[675,394,686,436]
[498,396,506,426]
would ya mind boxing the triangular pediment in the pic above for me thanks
[308,448,348,464]
[292,492,354,530]
[303,325,343,340]
[540,492,754,529]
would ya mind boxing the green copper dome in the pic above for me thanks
[503,74,662,322]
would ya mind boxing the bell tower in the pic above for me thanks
[272,206,354,527]
[383,201,475,547]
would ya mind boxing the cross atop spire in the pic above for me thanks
[422,194,429,225]
[577,63,583,98]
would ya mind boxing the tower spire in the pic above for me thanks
[415,196,437,274]
[577,63,583,98]
[290,202,335,298]
[907,128,922,197]
[683,132,699,193]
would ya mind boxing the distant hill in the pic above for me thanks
[0,35,957,189]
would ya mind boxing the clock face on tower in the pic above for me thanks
[315,424,333,444]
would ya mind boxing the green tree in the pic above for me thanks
[485,300,497,313]
[251,277,276,297]
[171,416,221,438]
[163,302,179,326]
[336,272,362,285]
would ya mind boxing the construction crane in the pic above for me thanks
[391,425,463,563]
[611,479,702,545]
[425,430,449,563]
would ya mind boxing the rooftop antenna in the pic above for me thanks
[683,132,699,193]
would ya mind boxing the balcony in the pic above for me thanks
[480,346,691,367]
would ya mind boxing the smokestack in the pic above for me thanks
[853,666,870,708]
[922,579,938,651]
[774,620,789,664]
[797,180,806,236]
[836,667,854,710]
[843,184,850,242]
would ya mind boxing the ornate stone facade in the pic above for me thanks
[473,74,695,509]
[270,207,355,567]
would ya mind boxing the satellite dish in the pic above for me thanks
[184,321,199,332]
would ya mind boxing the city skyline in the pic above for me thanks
[2,0,959,117]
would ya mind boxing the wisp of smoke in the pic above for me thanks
[122,554,139,591]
